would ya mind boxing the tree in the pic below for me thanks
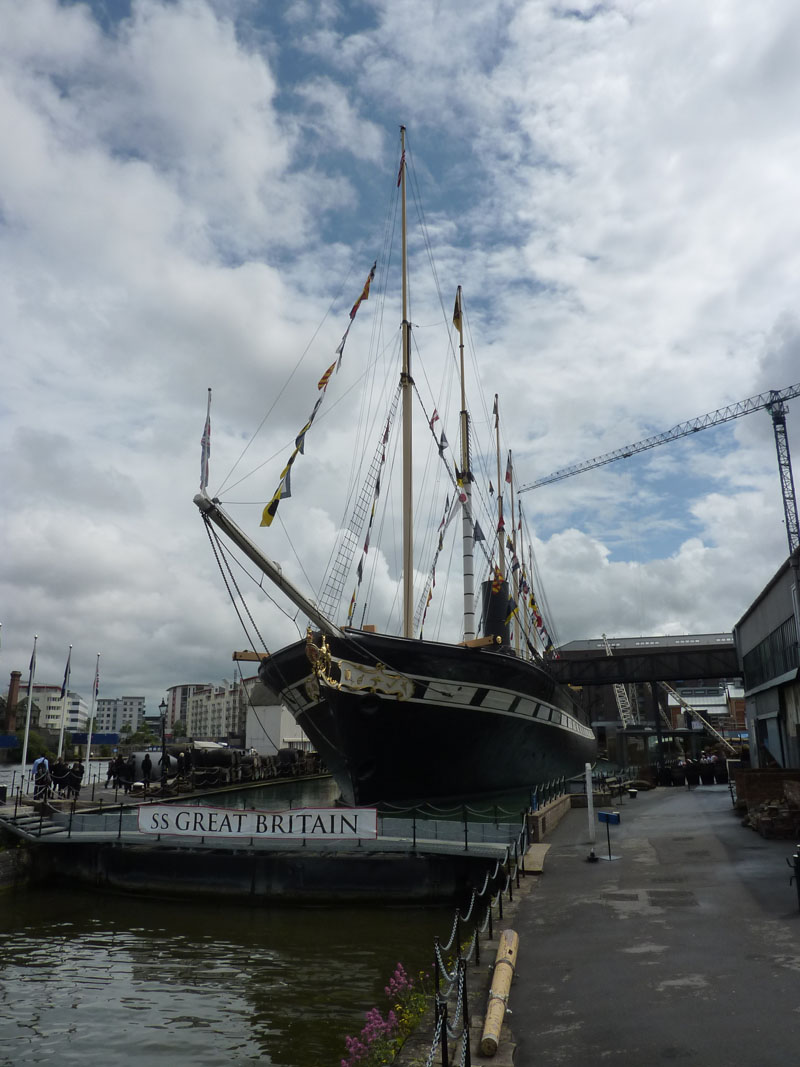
[7,729,49,764]
[127,723,156,747]
[172,720,187,737]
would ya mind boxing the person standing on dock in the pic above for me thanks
[141,753,152,792]
[68,760,84,799]
[32,754,49,779]
[51,757,68,797]
[124,754,135,793]
[32,755,50,801]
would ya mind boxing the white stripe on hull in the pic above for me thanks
[280,666,594,741]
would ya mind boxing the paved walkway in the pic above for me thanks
[508,784,800,1065]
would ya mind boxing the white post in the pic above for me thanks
[586,762,596,845]
[21,634,38,780]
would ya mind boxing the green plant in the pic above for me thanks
[341,963,432,1067]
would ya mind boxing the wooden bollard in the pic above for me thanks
[480,928,519,1055]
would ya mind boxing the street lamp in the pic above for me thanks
[159,698,168,789]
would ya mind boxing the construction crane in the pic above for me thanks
[659,681,737,756]
[602,634,638,728]
[519,383,800,555]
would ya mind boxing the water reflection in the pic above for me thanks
[0,886,446,1066]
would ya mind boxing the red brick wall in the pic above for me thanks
[733,768,800,805]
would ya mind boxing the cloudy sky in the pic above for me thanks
[3,0,800,712]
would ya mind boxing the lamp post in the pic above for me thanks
[159,698,168,789]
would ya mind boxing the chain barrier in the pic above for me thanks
[434,940,458,985]
[445,962,466,1040]
[421,1011,444,1067]
[426,811,535,1064]
[422,787,570,1061]
[460,890,477,923]
[441,909,461,952]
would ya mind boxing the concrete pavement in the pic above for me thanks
[508,784,800,1065]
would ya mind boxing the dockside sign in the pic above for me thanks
[137,805,378,840]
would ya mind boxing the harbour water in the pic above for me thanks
[0,766,449,1066]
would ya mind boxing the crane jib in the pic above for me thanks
[518,381,800,556]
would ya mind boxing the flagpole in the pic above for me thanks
[85,652,100,766]
[21,634,38,778]
[57,645,72,759]
[399,126,414,638]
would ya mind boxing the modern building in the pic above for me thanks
[164,684,208,732]
[171,678,257,743]
[733,549,800,768]
[20,684,90,734]
[95,696,146,734]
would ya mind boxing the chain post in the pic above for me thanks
[789,847,800,912]
[439,996,449,1067]
[460,958,472,1067]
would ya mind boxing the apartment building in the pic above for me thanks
[95,696,146,734]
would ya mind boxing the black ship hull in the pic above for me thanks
[258,630,596,806]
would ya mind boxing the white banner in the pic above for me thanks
[137,804,378,840]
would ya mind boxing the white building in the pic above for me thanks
[95,696,146,734]
[245,680,311,754]
[166,677,312,748]
[164,684,208,732]
[26,685,89,733]
[164,679,255,741]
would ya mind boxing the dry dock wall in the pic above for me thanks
[0,845,30,892]
[25,843,498,904]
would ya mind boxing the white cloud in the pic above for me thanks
[3,0,800,713]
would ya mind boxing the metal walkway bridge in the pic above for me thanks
[550,633,739,686]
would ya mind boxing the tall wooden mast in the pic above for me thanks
[400,126,414,638]
[454,286,476,640]
[494,394,505,574]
